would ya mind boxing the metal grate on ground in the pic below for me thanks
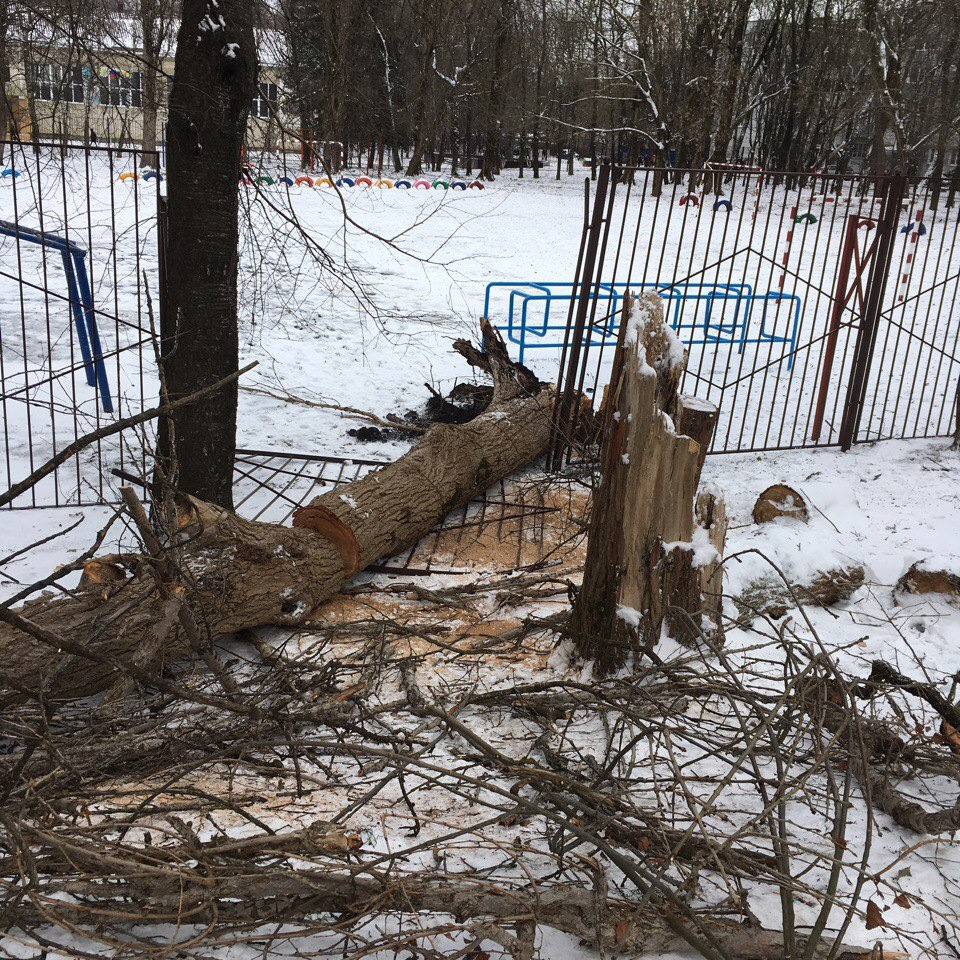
[234,448,560,575]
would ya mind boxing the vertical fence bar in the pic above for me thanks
[547,160,611,470]
[838,174,907,451]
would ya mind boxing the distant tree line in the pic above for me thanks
[2,0,959,181]
[272,0,960,180]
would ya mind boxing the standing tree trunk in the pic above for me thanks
[480,0,509,181]
[160,0,257,509]
[138,0,168,155]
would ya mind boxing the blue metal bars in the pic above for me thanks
[0,219,113,412]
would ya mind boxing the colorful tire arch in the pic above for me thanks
[413,179,432,189]
[337,177,356,187]
[294,176,313,187]
[794,212,818,225]
[314,178,333,188]
[713,198,732,212]
[468,180,484,189]
[395,179,412,189]
[376,179,394,188]
[356,176,374,186]
[679,193,700,207]
[119,172,139,182]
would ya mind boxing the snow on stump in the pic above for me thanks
[896,559,960,602]
[752,484,809,524]
[568,291,722,674]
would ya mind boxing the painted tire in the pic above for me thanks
[794,212,818,224]
[356,176,374,186]
[468,180,484,189]
[376,179,394,188]
[395,179,413,189]
[713,198,732,212]
[337,177,356,187]
[901,221,927,235]
[451,180,468,190]
[295,176,313,187]
[432,180,449,189]
[1,169,22,179]
[413,179,432,189]
[142,170,164,182]
[256,175,275,185]
[314,178,333,188]
[679,193,699,207]
[119,172,139,182]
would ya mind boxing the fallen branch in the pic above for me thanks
[0,323,555,701]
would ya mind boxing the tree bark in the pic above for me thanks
[0,325,554,703]
[159,0,257,509]
[568,293,717,673]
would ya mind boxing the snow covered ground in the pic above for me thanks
[2,153,960,960]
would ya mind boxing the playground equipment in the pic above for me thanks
[118,172,138,182]
[901,210,927,235]
[238,172,484,192]
[679,193,700,207]
[713,198,732,212]
[794,212,817,225]
[0,220,113,412]
[484,280,802,368]
[1,168,22,179]
[142,170,164,182]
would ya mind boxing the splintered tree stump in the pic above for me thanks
[568,292,722,673]
[0,322,556,702]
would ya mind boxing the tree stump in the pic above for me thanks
[568,292,721,673]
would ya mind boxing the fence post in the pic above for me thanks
[837,174,906,451]
[547,159,612,470]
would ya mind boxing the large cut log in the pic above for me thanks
[568,292,720,673]
[0,322,554,702]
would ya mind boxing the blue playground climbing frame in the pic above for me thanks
[483,280,802,369]
[0,219,113,412]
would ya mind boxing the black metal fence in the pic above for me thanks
[548,163,960,466]
[0,140,160,507]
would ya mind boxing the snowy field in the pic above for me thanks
[2,153,960,960]
[3,152,959,515]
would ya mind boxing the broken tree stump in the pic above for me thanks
[568,292,721,673]
[0,322,556,703]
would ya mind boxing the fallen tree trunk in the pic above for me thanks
[0,322,553,702]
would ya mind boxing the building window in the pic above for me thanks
[29,63,84,103]
[251,81,277,119]
[101,70,142,108]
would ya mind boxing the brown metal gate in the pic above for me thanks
[547,164,960,465]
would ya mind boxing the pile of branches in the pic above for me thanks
[2,551,960,959]
[1,324,959,960]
